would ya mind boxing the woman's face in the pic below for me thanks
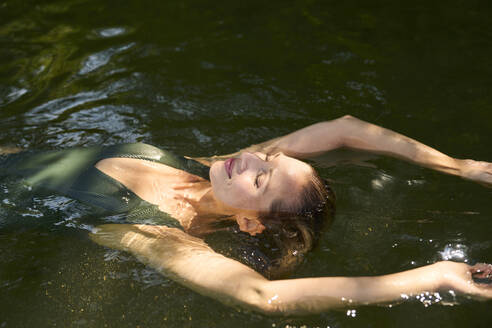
[209,152,312,213]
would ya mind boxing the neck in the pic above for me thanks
[175,183,236,234]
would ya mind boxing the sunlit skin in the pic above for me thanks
[209,152,312,213]
[3,116,491,314]
[90,116,492,315]
[95,151,314,234]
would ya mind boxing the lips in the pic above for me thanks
[224,158,235,178]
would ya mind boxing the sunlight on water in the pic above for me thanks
[439,244,468,262]
[0,0,491,327]
[0,86,28,106]
[79,43,135,75]
[95,27,127,38]
[370,171,393,190]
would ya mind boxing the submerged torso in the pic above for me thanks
[95,157,211,229]
[0,143,211,227]
[0,143,298,278]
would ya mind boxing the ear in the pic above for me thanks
[236,216,266,236]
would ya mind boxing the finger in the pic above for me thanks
[473,272,490,279]
[471,263,492,282]
[472,270,492,279]
[470,263,492,273]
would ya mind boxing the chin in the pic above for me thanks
[209,161,221,186]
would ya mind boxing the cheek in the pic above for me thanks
[227,179,257,207]
[222,181,256,209]
[232,176,254,194]
[209,165,258,209]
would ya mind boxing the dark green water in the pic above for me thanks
[1,0,491,327]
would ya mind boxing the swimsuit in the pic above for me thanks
[0,143,276,277]
[0,143,210,223]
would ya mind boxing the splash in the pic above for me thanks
[439,244,468,262]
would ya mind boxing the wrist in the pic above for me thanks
[434,261,470,291]
[455,158,492,186]
[454,159,466,177]
[428,261,450,291]
[441,157,463,177]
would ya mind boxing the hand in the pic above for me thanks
[438,261,492,300]
[458,159,492,187]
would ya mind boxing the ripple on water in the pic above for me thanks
[94,27,127,38]
[0,86,29,107]
[370,171,394,191]
[63,105,136,132]
[439,244,468,262]
[25,90,109,124]
[42,104,147,147]
[192,128,211,144]
[78,42,135,75]
[25,76,138,125]
[102,250,170,288]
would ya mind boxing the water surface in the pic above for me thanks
[1,0,491,327]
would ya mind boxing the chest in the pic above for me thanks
[95,157,209,227]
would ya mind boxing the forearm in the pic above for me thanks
[334,116,461,176]
[207,115,490,185]
[269,116,461,176]
[90,224,270,311]
[91,226,492,316]
[259,262,445,315]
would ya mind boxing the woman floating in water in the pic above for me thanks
[2,115,491,314]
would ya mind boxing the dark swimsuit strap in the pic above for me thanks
[96,143,210,180]
[1,143,210,219]
[1,144,280,278]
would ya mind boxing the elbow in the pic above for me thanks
[242,282,284,315]
[245,282,327,316]
[321,115,356,126]
[328,115,361,148]
[340,114,355,120]
[337,114,362,125]
[249,301,281,316]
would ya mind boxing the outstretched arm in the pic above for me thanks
[90,224,492,315]
[243,115,491,186]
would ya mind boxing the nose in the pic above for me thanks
[238,152,264,174]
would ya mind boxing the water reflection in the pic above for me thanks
[439,244,468,262]
[346,309,357,317]
[78,43,135,75]
[94,27,127,38]
[0,86,29,106]
[346,80,386,105]
[415,292,443,307]
[43,104,148,147]
[370,171,394,191]
[0,0,491,327]
[26,91,109,124]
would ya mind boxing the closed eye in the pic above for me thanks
[255,171,265,188]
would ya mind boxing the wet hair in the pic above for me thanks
[257,168,336,278]
[205,168,336,279]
